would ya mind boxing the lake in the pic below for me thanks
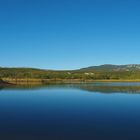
[0,82,140,140]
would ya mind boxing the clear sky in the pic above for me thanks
[0,0,140,70]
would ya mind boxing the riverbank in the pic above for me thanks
[0,79,12,86]
[2,78,140,85]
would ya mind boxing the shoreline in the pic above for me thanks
[2,78,140,85]
[0,79,13,86]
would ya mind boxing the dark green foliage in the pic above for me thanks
[1,65,140,80]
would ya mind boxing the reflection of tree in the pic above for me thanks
[41,83,140,94]
[1,82,140,94]
[72,84,140,94]
[0,78,12,90]
[0,86,5,90]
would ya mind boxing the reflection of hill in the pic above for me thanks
[0,79,14,90]
[74,85,140,94]
[1,82,140,94]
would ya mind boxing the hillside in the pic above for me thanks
[1,65,140,81]
[79,64,140,72]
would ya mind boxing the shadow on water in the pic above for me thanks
[1,82,140,94]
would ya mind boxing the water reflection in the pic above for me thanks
[1,82,140,94]
[1,82,140,140]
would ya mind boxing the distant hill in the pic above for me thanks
[1,65,140,81]
[79,64,140,72]
[1,64,140,72]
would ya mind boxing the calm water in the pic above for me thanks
[1,82,140,140]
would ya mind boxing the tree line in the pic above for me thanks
[0,68,140,80]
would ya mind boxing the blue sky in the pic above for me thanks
[0,0,140,70]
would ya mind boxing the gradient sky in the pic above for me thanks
[0,0,140,70]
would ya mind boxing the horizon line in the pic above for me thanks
[1,63,140,71]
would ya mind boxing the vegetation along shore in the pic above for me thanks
[1,64,140,85]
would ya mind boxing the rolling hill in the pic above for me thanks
[79,64,140,72]
[1,64,140,81]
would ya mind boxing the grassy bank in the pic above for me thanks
[2,78,140,85]
[0,79,12,86]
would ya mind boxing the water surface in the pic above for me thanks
[0,82,140,140]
